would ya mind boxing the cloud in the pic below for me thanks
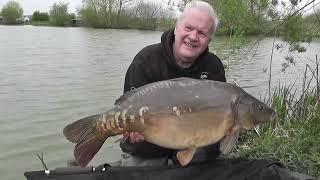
[0,0,82,15]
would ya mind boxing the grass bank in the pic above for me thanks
[232,57,320,178]
[30,21,50,26]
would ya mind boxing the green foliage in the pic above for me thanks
[271,86,290,120]
[129,1,164,30]
[78,5,102,28]
[1,0,23,24]
[157,18,176,31]
[231,62,320,178]
[242,121,319,177]
[202,0,276,36]
[177,0,191,12]
[175,0,317,50]
[30,21,49,26]
[213,0,248,35]
[303,8,320,37]
[78,0,126,28]
[115,14,131,29]
[69,13,76,20]
[280,13,313,58]
[238,106,320,177]
[78,0,174,30]
[283,14,304,43]
[32,11,49,21]
[49,2,71,26]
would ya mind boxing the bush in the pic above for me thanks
[1,0,23,24]
[32,11,49,21]
[49,2,71,26]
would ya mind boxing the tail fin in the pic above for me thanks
[63,114,106,167]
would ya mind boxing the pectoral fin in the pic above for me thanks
[230,95,240,122]
[220,95,241,154]
[176,147,197,166]
[219,129,239,154]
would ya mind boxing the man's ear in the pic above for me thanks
[174,25,178,35]
[208,28,214,42]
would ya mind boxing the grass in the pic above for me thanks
[230,56,320,178]
[30,21,50,26]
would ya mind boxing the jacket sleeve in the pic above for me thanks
[207,54,226,82]
[216,63,226,82]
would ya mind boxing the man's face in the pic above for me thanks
[173,8,214,66]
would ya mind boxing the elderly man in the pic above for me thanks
[120,0,225,166]
[118,1,316,177]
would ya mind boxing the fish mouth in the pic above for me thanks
[241,120,256,130]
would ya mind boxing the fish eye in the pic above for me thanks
[258,104,263,111]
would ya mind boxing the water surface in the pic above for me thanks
[0,25,319,180]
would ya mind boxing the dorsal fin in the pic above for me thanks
[114,78,194,105]
[114,88,139,105]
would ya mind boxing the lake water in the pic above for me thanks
[0,25,319,180]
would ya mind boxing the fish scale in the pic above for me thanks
[63,77,274,167]
[98,105,149,136]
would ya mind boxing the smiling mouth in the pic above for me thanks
[184,42,197,48]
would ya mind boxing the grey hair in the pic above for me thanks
[178,0,219,35]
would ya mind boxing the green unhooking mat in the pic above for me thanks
[24,158,315,180]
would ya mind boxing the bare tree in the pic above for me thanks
[177,0,191,12]
[136,1,163,19]
[113,0,131,25]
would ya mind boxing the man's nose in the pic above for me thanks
[188,30,199,41]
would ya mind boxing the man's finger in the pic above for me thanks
[123,132,129,138]
[114,136,127,143]
[129,132,135,143]
[134,132,145,142]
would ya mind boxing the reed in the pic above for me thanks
[233,55,320,178]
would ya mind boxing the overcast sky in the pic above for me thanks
[0,0,319,15]
[0,0,82,15]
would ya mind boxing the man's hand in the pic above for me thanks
[123,132,145,143]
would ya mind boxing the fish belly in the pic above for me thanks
[141,111,232,150]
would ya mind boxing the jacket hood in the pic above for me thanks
[160,29,209,74]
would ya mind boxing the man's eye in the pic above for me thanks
[199,32,207,38]
[185,26,192,31]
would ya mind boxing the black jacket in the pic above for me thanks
[120,29,226,160]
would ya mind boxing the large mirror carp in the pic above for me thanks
[63,77,274,167]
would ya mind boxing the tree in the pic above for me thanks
[79,0,133,28]
[78,3,101,27]
[1,1,23,24]
[32,11,49,21]
[69,13,76,19]
[79,0,111,28]
[283,14,304,43]
[49,2,71,26]
[114,0,131,25]
[127,0,165,30]
[303,7,320,36]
